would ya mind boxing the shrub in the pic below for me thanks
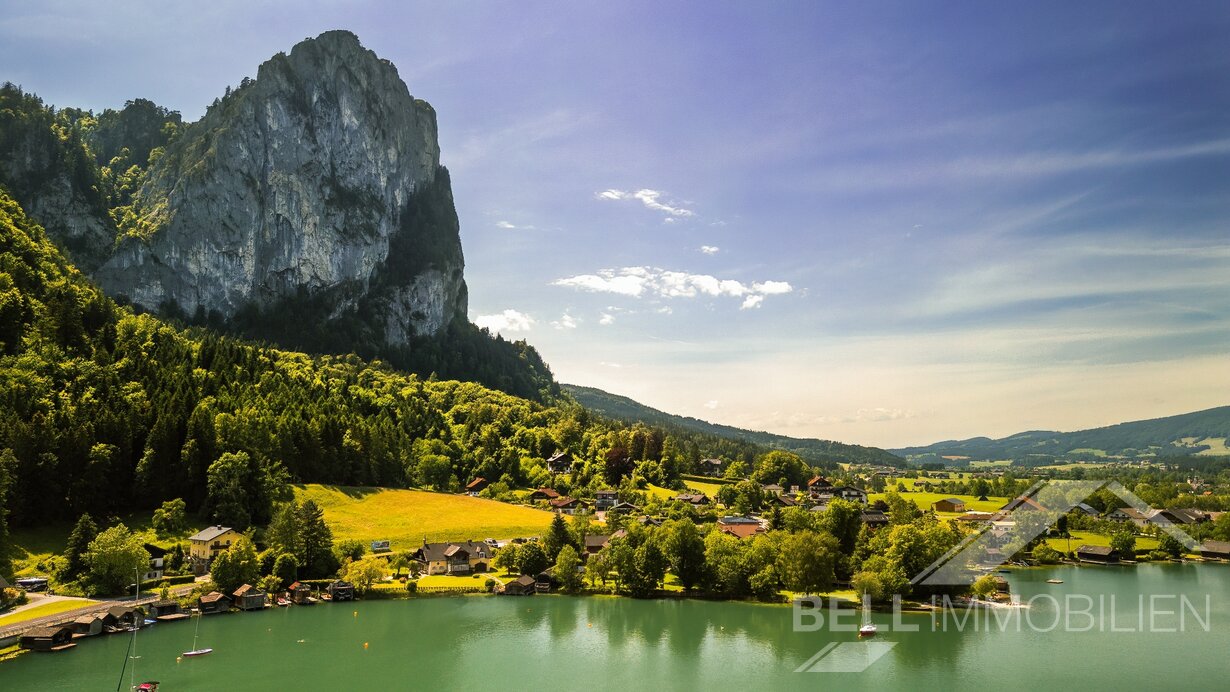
[405,580,418,594]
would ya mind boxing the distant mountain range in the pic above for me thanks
[562,384,905,467]
[891,405,1230,463]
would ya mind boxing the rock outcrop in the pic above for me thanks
[95,30,467,340]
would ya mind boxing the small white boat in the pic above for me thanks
[182,612,213,658]
[182,648,213,657]
[1046,579,1063,584]
[858,594,877,637]
[858,623,878,637]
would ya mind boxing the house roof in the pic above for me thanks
[719,524,763,539]
[530,488,560,499]
[1001,495,1049,512]
[674,493,710,504]
[937,498,964,504]
[608,501,640,512]
[549,497,579,508]
[807,475,832,487]
[24,626,70,638]
[188,525,234,542]
[547,451,573,463]
[1201,540,1230,554]
[1076,545,1115,556]
[200,591,229,603]
[585,535,610,549]
[514,575,537,587]
[233,584,263,598]
[718,515,760,525]
[860,510,889,524]
[1162,508,1206,524]
[465,477,487,490]
[1115,507,1149,520]
[701,458,723,466]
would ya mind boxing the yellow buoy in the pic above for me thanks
[353,611,358,617]
[363,642,369,650]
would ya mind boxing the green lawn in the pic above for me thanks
[645,484,677,501]
[683,480,725,497]
[869,490,1008,514]
[0,598,102,627]
[295,484,556,550]
[1045,530,1159,553]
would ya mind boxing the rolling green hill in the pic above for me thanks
[892,406,1230,463]
[562,384,904,467]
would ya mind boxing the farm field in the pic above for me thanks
[294,484,556,549]
[870,490,1009,514]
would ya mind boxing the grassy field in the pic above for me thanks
[1196,437,1229,456]
[1043,530,1159,554]
[645,484,677,501]
[0,598,102,627]
[870,490,1008,514]
[294,484,556,549]
[969,460,1014,468]
[683,480,726,497]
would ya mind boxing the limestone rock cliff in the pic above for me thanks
[95,30,467,340]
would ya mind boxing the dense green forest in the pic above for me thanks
[894,406,1230,463]
[564,384,903,467]
[0,189,857,544]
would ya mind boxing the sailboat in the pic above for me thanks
[116,567,160,692]
[182,611,213,657]
[858,594,877,638]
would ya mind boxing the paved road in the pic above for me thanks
[0,584,197,640]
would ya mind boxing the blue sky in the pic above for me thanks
[3,1,1228,447]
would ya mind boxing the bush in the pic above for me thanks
[405,580,418,594]
[1146,550,1170,562]
[484,578,497,593]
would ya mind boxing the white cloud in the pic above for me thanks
[495,220,535,231]
[596,188,694,217]
[704,400,719,410]
[553,266,793,309]
[496,221,516,229]
[599,361,622,368]
[599,313,616,326]
[474,309,535,333]
[551,313,578,330]
[700,245,720,255]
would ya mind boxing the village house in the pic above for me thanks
[584,534,610,557]
[412,540,493,575]
[761,483,784,496]
[607,501,640,515]
[187,525,240,572]
[766,494,796,508]
[806,476,833,491]
[860,510,890,529]
[699,458,724,476]
[142,543,167,582]
[550,496,584,515]
[1001,495,1050,513]
[199,591,231,614]
[19,626,75,652]
[107,605,145,630]
[718,516,765,539]
[833,486,868,505]
[233,584,267,611]
[464,477,488,495]
[673,492,711,506]
[1152,508,1208,525]
[148,600,187,621]
[594,490,618,510]
[637,515,663,527]
[546,451,575,474]
[932,498,966,513]
[527,488,561,502]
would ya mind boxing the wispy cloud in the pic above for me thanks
[700,245,720,255]
[599,313,616,326]
[551,313,578,330]
[552,266,794,309]
[597,188,694,218]
[474,309,535,333]
[495,220,535,230]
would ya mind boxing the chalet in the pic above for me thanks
[1075,545,1118,564]
[288,581,313,605]
[327,580,355,601]
[107,605,145,629]
[699,458,724,476]
[860,510,890,529]
[465,477,489,495]
[1199,540,1230,561]
[584,535,610,556]
[199,591,231,614]
[637,515,664,527]
[1153,508,1207,525]
[549,496,583,515]
[834,486,868,505]
[412,540,493,575]
[1072,502,1099,516]
[70,614,106,638]
[718,516,765,539]
[673,493,711,506]
[502,575,538,595]
[1110,507,1150,527]
[932,498,966,513]
[19,626,74,652]
[607,501,640,515]
[806,476,833,491]
[766,494,796,508]
[142,543,167,582]
[1105,507,1136,522]
[761,484,784,496]
[188,525,240,571]
[148,600,187,621]
[547,451,575,474]
[233,584,267,611]
[595,490,618,510]
[956,512,995,524]
[528,488,561,502]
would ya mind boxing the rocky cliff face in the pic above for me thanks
[94,30,467,340]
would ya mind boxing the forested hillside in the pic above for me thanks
[0,189,847,543]
[893,406,1230,463]
[563,384,904,467]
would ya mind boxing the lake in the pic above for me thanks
[3,563,1228,690]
